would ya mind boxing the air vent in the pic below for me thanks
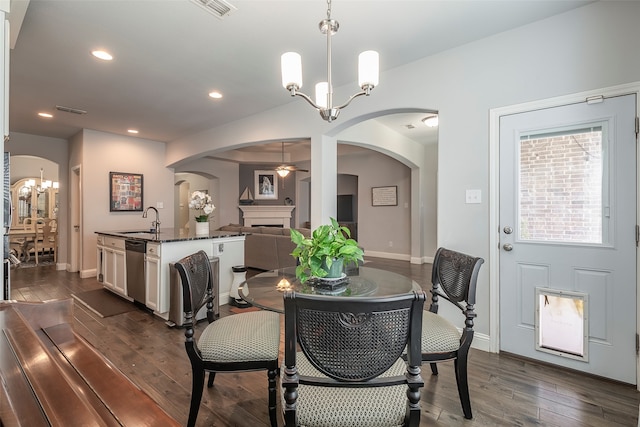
[189,0,237,19]
[55,105,87,115]
[405,124,415,129]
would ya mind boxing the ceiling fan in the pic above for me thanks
[275,141,308,177]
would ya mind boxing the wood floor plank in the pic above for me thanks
[8,260,640,427]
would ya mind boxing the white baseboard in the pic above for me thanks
[55,262,66,271]
[80,268,96,279]
[471,332,492,353]
[364,252,433,265]
[364,251,411,261]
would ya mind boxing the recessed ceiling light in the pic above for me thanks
[209,91,223,99]
[91,50,113,61]
[38,112,53,118]
[422,115,438,127]
[127,129,139,134]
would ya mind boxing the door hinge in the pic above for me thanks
[636,225,639,247]
[586,95,604,104]
[636,333,639,355]
[636,116,639,137]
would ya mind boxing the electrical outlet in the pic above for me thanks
[156,201,164,209]
[214,243,224,255]
[388,241,393,247]
[465,189,481,204]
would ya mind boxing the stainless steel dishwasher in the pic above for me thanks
[125,240,146,304]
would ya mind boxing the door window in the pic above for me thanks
[518,125,607,245]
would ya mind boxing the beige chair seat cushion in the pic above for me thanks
[282,353,408,427]
[421,310,461,353]
[198,310,280,362]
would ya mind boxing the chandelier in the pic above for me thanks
[280,0,379,122]
[26,168,59,194]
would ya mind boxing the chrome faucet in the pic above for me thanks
[142,206,160,234]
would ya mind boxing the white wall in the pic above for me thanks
[164,2,640,340]
[9,156,58,184]
[79,129,174,274]
[337,151,411,258]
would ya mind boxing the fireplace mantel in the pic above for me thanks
[239,205,295,227]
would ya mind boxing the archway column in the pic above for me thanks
[310,134,337,228]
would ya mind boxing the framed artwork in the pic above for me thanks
[109,172,143,212]
[255,170,278,200]
[372,186,397,206]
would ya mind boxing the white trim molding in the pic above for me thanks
[488,81,640,388]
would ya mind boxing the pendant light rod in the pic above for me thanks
[281,0,379,122]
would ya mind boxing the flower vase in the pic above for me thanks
[195,221,210,235]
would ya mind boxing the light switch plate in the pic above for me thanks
[156,201,164,209]
[466,189,481,204]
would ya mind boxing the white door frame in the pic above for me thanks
[489,82,640,388]
[70,164,81,273]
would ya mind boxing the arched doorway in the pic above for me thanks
[174,172,220,232]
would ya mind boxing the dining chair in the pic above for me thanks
[282,290,426,427]
[421,247,484,419]
[34,219,57,264]
[174,250,280,427]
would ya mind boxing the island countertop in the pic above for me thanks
[95,228,244,243]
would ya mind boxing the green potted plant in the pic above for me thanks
[290,217,364,284]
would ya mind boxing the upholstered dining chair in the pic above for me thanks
[34,219,57,264]
[174,250,281,427]
[421,247,484,419]
[281,291,426,427]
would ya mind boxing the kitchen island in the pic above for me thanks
[95,228,245,322]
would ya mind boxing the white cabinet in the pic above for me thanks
[99,236,127,297]
[96,233,245,320]
[145,243,160,311]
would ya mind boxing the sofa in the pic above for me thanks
[217,224,311,271]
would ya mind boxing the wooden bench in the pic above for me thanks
[0,299,180,426]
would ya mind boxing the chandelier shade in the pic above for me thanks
[280,0,379,122]
[281,52,303,90]
[358,51,379,88]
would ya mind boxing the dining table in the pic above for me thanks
[238,266,422,313]
[8,228,38,262]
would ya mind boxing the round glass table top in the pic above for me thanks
[239,266,421,313]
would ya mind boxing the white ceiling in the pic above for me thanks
[8,0,592,154]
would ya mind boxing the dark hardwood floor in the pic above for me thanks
[9,258,640,426]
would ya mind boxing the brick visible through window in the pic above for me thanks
[519,128,603,244]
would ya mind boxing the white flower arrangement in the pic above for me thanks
[189,191,215,222]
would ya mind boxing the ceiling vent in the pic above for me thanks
[405,124,415,130]
[55,105,87,115]
[189,0,237,19]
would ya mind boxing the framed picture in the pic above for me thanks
[255,170,278,200]
[109,172,143,212]
[372,186,397,206]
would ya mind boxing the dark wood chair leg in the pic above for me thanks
[207,371,216,387]
[187,368,206,427]
[268,367,278,427]
[454,355,472,419]
[430,362,438,375]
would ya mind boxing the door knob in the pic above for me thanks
[503,243,513,251]
[503,226,513,234]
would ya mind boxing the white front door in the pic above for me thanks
[499,94,637,383]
